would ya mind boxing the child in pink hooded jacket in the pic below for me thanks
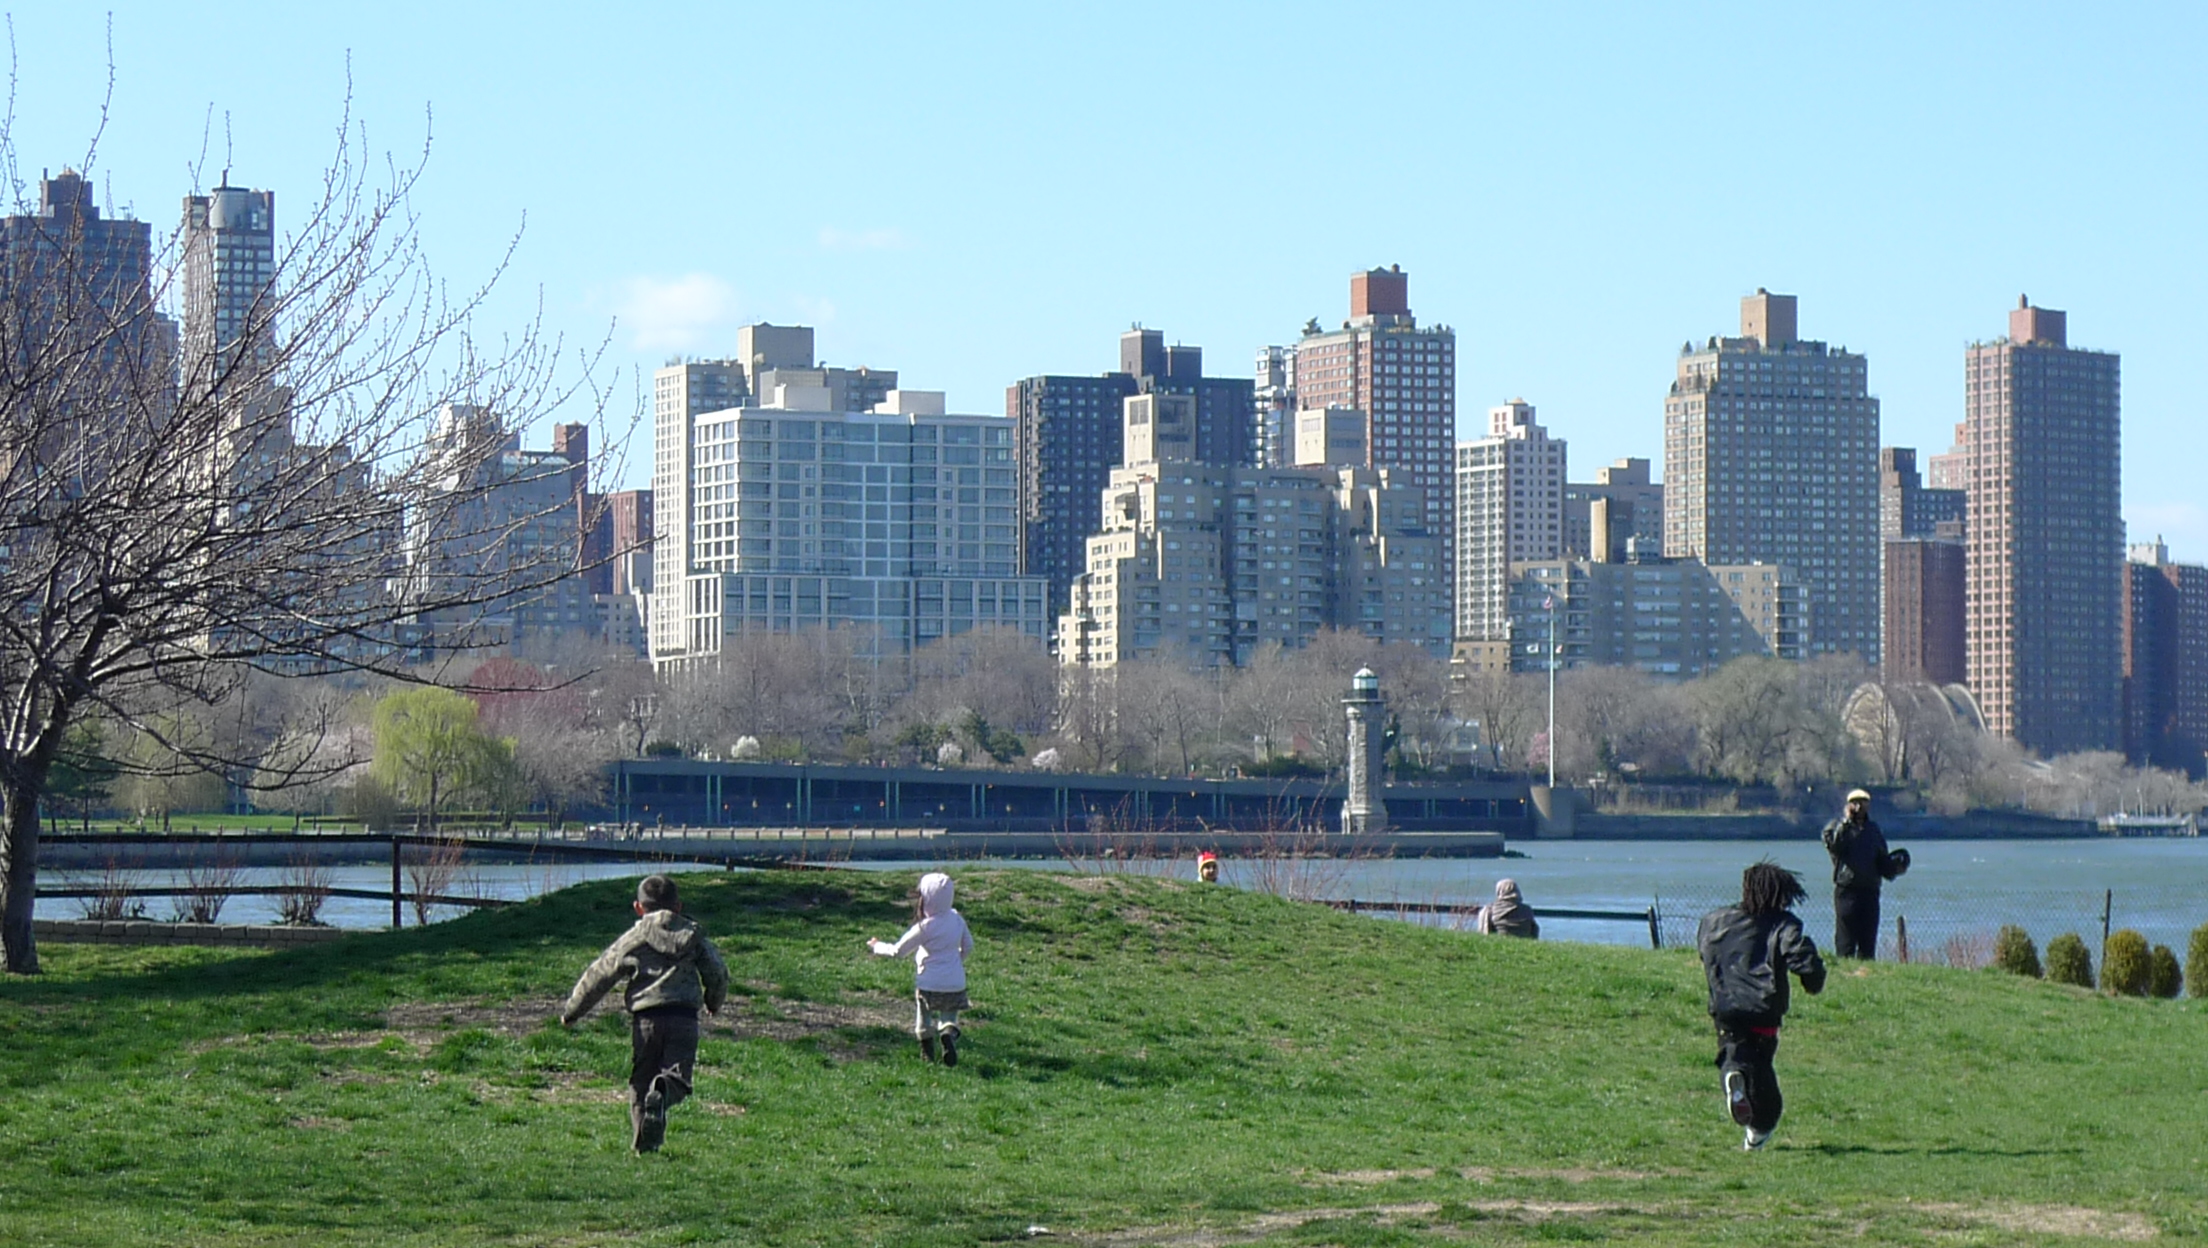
[866,872,973,1066]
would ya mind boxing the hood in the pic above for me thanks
[918,872,954,917]
[636,908,701,956]
[1494,879,1522,904]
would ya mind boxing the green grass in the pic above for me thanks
[2,869,2203,1246]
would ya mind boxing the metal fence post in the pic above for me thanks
[1647,906,1661,950]
[391,834,402,929]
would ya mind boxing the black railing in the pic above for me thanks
[1325,899,1663,948]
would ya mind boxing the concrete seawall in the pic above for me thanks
[41,827,1509,870]
[33,918,345,948]
[1570,810,2096,841]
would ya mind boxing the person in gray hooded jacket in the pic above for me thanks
[561,874,730,1153]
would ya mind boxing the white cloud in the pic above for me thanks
[2127,500,2208,561]
[614,273,738,352]
[817,226,908,252]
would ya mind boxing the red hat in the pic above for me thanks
[1198,851,1218,863]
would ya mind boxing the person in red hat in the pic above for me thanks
[1196,851,1219,884]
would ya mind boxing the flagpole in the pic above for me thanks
[1544,592,1557,790]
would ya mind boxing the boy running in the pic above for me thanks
[561,874,729,1153]
[1696,861,1826,1150]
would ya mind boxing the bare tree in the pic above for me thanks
[1690,658,1800,785]
[1051,664,1134,773]
[1452,664,1539,773]
[0,100,616,971]
[1225,642,1301,765]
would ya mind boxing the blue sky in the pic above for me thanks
[13,3,2207,556]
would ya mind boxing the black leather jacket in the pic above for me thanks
[1822,815,1890,893]
[1697,904,1826,1028]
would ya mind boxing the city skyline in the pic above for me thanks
[8,5,2206,564]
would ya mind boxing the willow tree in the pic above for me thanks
[0,103,616,972]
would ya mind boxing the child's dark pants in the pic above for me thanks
[630,1005,699,1138]
[1715,1025,1783,1133]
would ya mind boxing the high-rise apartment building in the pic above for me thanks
[1883,539,1967,686]
[1254,344,1296,466]
[607,489,654,600]
[1056,390,1446,667]
[1564,458,1664,563]
[1879,447,1965,542]
[1009,328,1254,623]
[406,404,597,651]
[1454,399,1565,641]
[1454,556,1806,679]
[1877,446,1967,686]
[2122,540,2208,774]
[649,340,1048,666]
[3,170,154,336]
[1960,298,2122,753]
[0,170,163,440]
[180,183,276,388]
[649,325,900,654]
[1664,289,1880,664]
[1278,266,1456,554]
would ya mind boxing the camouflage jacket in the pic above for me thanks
[561,909,730,1023]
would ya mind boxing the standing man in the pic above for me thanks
[1820,788,1908,958]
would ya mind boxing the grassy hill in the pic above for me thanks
[0,868,2202,1246]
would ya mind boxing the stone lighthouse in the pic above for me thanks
[1341,667,1388,836]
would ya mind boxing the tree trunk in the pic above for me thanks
[2,777,45,974]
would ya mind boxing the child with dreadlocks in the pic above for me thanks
[1696,861,1826,1150]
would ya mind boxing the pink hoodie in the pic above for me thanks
[868,872,972,992]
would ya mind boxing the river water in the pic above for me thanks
[39,839,2208,963]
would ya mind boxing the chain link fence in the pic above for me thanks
[1654,884,2208,967]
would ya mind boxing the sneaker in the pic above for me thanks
[1724,1070,1751,1126]
[919,1035,938,1063]
[940,1025,960,1068]
[635,1087,667,1154]
[1743,1127,1770,1152]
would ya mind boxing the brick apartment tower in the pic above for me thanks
[1664,290,1879,662]
[1291,267,1456,578]
[2122,540,2208,774]
[1883,539,1967,686]
[1879,447,1966,685]
[1963,297,2123,753]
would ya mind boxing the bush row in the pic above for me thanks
[1989,922,2208,998]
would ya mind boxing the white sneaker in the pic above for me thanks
[1724,1070,1751,1125]
[1743,1127,1770,1151]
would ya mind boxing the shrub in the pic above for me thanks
[2148,944,2183,999]
[2102,929,2151,996]
[1990,924,2041,977]
[2190,923,2208,999]
[2044,932,2094,989]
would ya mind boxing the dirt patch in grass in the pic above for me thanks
[721,999,912,1062]
[1306,1166,1658,1186]
[287,1116,351,1131]
[1923,1202,2157,1241]
[1305,1168,1437,1184]
[383,997,561,1039]
[723,998,907,1042]
[1463,1166,1660,1183]
[1057,875,1129,895]
[1083,1199,1658,1246]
